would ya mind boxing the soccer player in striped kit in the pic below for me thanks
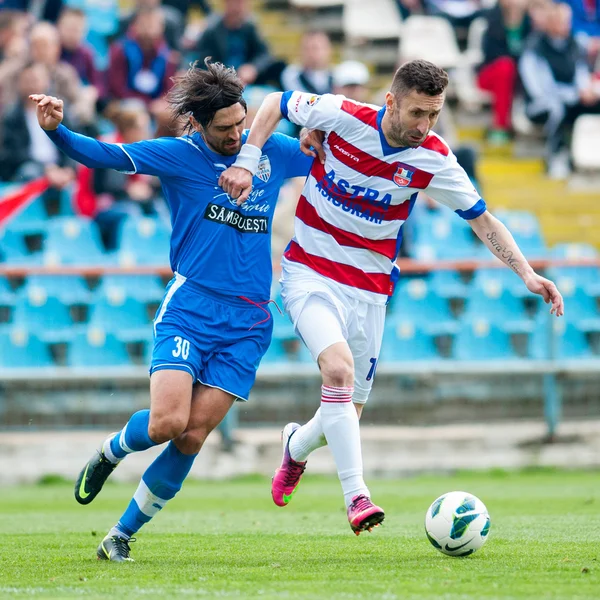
[220,59,565,535]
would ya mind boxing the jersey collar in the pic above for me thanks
[377,107,410,156]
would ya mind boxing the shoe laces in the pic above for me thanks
[283,460,306,486]
[349,494,372,513]
[111,536,135,559]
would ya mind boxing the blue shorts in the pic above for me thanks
[150,273,273,401]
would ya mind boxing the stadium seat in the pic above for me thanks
[571,114,600,171]
[380,321,439,361]
[66,330,132,367]
[0,329,53,367]
[96,274,165,304]
[547,266,600,299]
[399,16,461,69]
[550,243,598,260]
[12,297,75,342]
[549,286,600,332]
[392,278,458,334]
[0,230,31,264]
[0,276,16,322]
[117,217,171,267]
[6,196,47,235]
[472,267,533,298]
[343,0,402,42]
[412,212,477,259]
[428,270,469,299]
[529,318,593,359]
[453,321,518,360]
[462,287,532,332]
[43,217,107,266]
[22,275,91,306]
[289,0,343,6]
[494,210,546,256]
[88,297,151,342]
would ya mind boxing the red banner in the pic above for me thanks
[0,178,49,230]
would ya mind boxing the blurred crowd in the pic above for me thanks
[0,0,598,248]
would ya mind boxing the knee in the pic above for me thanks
[176,425,214,454]
[148,414,188,444]
[319,350,354,387]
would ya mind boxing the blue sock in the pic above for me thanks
[109,409,156,460]
[115,441,197,537]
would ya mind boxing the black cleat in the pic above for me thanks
[74,449,118,505]
[97,535,135,562]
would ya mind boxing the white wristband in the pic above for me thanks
[232,144,262,175]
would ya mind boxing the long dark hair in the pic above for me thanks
[168,59,247,132]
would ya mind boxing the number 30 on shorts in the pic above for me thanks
[172,336,190,360]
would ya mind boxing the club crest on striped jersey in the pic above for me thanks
[256,155,271,183]
[393,166,413,187]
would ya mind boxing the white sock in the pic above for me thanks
[320,385,370,507]
[102,434,121,465]
[108,526,129,541]
[289,408,327,462]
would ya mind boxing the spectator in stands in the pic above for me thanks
[395,0,425,20]
[564,0,600,60]
[2,0,64,23]
[193,0,285,86]
[57,8,103,94]
[118,0,185,52]
[0,62,75,186]
[280,31,333,95]
[424,0,483,46]
[85,100,166,250]
[107,7,178,106]
[520,2,600,178]
[332,60,371,103]
[477,0,531,145]
[0,10,29,112]
[29,21,97,131]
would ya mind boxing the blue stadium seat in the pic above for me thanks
[67,330,131,367]
[96,274,165,304]
[453,321,518,360]
[428,270,469,299]
[472,267,533,298]
[392,278,458,334]
[117,217,170,266]
[494,210,546,256]
[462,287,532,332]
[0,277,16,322]
[380,321,439,361]
[413,212,477,259]
[260,338,289,364]
[12,297,74,342]
[547,266,600,299]
[88,297,151,342]
[553,286,600,331]
[550,243,598,259]
[0,329,53,367]
[43,217,107,266]
[0,230,30,263]
[21,275,91,305]
[6,196,47,235]
[0,276,15,301]
[529,319,593,359]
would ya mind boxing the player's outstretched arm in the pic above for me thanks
[219,92,284,205]
[469,211,564,317]
[28,94,133,172]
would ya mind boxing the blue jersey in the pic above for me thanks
[47,125,313,301]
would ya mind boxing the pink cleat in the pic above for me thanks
[347,494,385,535]
[271,422,306,507]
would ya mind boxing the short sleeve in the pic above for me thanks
[425,151,487,220]
[119,137,190,177]
[280,91,343,132]
[267,132,313,179]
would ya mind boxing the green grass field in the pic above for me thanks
[0,469,598,599]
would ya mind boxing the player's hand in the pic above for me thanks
[523,272,564,317]
[28,94,64,131]
[219,166,253,206]
[300,129,326,164]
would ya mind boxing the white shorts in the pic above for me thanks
[280,262,386,404]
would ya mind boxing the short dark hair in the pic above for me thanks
[168,59,247,131]
[390,60,449,98]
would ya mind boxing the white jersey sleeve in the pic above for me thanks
[280,91,344,132]
[425,150,486,220]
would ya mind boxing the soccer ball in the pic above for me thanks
[425,491,491,557]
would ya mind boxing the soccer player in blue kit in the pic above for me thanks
[29,61,314,562]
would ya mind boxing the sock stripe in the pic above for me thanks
[321,385,354,403]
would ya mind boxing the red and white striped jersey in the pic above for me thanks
[280,91,486,305]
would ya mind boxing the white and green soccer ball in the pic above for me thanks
[425,491,491,557]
